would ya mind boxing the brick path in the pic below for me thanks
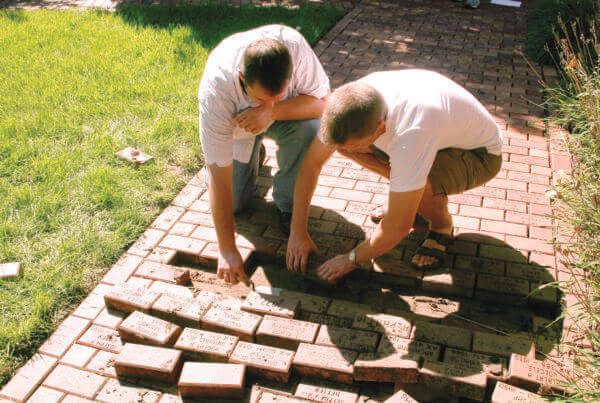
[1,0,582,402]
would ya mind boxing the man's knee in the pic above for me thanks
[295,119,320,144]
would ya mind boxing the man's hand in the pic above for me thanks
[217,248,250,286]
[286,231,318,273]
[317,254,357,283]
[233,104,273,135]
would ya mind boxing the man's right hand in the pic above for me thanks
[286,231,318,273]
[217,248,250,286]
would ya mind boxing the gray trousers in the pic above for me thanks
[232,119,319,214]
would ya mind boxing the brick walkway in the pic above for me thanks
[1,0,582,402]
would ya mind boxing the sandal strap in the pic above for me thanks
[425,230,453,246]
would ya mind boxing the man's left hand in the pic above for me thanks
[233,104,274,135]
[317,254,357,283]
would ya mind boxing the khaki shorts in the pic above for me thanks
[429,147,502,196]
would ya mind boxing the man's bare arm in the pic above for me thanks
[337,149,391,179]
[273,95,326,121]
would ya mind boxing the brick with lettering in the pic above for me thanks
[201,305,262,342]
[299,312,353,328]
[242,291,300,319]
[385,389,418,403]
[114,343,182,382]
[135,261,190,285]
[103,282,160,313]
[316,325,379,352]
[86,350,117,377]
[229,341,295,382]
[178,362,245,399]
[118,311,181,346]
[256,286,331,314]
[491,381,544,402]
[0,354,57,402]
[508,353,573,392]
[151,294,209,328]
[411,321,472,350]
[422,269,475,297]
[294,378,359,402]
[444,347,507,377]
[102,255,144,285]
[327,299,375,319]
[174,328,238,362]
[293,343,358,384]
[352,313,412,338]
[38,316,90,357]
[256,315,319,350]
[377,335,441,361]
[78,325,124,354]
[472,332,532,357]
[96,379,161,402]
[149,281,193,299]
[253,389,313,402]
[477,274,529,296]
[420,360,487,401]
[354,353,419,383]
[43,365,106,399]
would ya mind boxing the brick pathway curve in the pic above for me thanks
[1,0,582,402]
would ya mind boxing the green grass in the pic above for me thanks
[0,3,344,385]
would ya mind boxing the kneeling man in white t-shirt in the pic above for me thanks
[286,69,502,282]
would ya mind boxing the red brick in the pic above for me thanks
[172,184,205,208]
[95,378,161,402]
[479,244,528,263]
[318,175,356,189]
[477,273,529,296]
[311,195,348,211]
[352,313,412,338]
[531,165,552,176]
[178,362,245,399]
[459,205,504,221]
[189,199,211,213]
[27,386,64,403]
[174,328,238,362]
[128,228,166,256]
[508,190,550,205]
[149,281,194,299]
[39,316,90,357]
[340,168,381,182]
[201,305,262,342]
[256,286,331,314]
[114,343,182,382]
[151,294,209,328]
[419,360,487,402]
[256,315,319,350]
[448,194,482,206]
[322,210,367,226]
[315,185,332,196]
[444,347,508,378]
[152,206,185,231]
[316,325,379,352]
[355,180,388,194]
[505,235,554,254]
[236,233,281,255]
[453,215,480,230]
[481,220,527,236]
[180,211,214,227]
[508,353,573,392]
[354,353,419,383]
[73,284,112,320]
[241,291,300,319]
[135,261,190,285]
[510,154,549,167]
[506,262,555,282]
[299,312,353,328]
[454,255,505,276]
[330,188,373,203]
[118,311,181,346]
[327,299,375,320]
[505,211,552,227]
[386,389,418,402]
[483,197,527,213]
[530,281,559,305]
[487,178,528,191]
[190,226,219,243]
[502,144,528,155]
[411,321,472,350]
[507,171,549,185]
[491,381,544,402]
[78,325,124,354]
[60,344,97,368]
[159,234,206,256]
[422,269,476,297]
[229,341,294,382]
[0,354,57,402]
[102,255,143,285]
[43,365,106,399]
[529,226,553,240]
[169,222,196,237]
[472,332,532,357]
[103,282,161,313]
[345,201,378,215]
[502,161,530,173]
[294,379,359,402]
[85,350,117,378]
[145,247,177,264]
[292,343,358,384]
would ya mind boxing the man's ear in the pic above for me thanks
[238,71,245,82]
[375,118,386,135]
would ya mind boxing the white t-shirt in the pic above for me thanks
[198,25,330,166]
[362,70,503,193]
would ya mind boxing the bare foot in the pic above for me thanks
[411,228,452,268]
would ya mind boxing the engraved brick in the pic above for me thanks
[180,211,213,226]
[0,354,57,402]
[256,286,330,314]
[377,335,441,361]
[96,379,161,402]
[444,348,508,377]
[152,206,185,231]
[103,282,161,313]
[316,325,379,352]
[38,316,90,357]
[146,247,177,264]
[174,328,238,362]
[295,379,359,402]
[419,360,487,401]
[318,175,357,189]
[178,362,245,399]
[86,350,117,378]
[411,321,472,350]
[118,311,181,346]
[422,269,475,297]
[352,313,411,338]
[479,244,528,263]
[114,343,182,382]
[159,234,206,256]
[253,389,312,402]
[148,281,194,299]
[128,228,165,256]
[102,254,143,285]
[478,274,529,296]
[472,332,532,357]
[327,299,375,319]
[300,312,353,328]
[151,294,209,328]
[43,365,106,399]
[229,341,294,382]
[78,325,124,354]
[201,305,262,342]
[491,381,544,402]
[135,261,189,285]
[354,353,419,383]
[385,389,418,402]
[454,255,505,276]
[529,281,558,305]
[506,263,551,282]
[293,343,358,384]
[508,353,573,392]
[242,291,300,319]
[256,315,319,350]
[73,284,112,320]
[172,184,205,208]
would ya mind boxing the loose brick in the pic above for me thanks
[102,254,143,285]
[294,378,359,402]
[508,353,573,392]
[135,261,190,285]
[0,354,57,402]
[256,315,319,350]
[256,286,330,314]
[491,382,544,402]
[354,353,419,383]
[327,299,375,319]
[114,343,182,382]
[242,291,300,319]
[377,335,441,361]
[178,362,245,399]
[477,273,529,296]
[78,325,124,354]
[85,350,117,378]
[103,282,161,313]
[316,325,379,352]
[472,332,532,357]
[411,321,472,350]
[352,313,411,338]
[299,312,353,328]
[201,305,262,342]
[38,316,90,357]
[43,365,106,399]
[174,328,238,362]
[419,360,487,402]
[422,269,475,297]
[118,311,181,346]
[229,341,295,382]
[293,343,358,384]
[151,294,209,328]
[444,348,508,377]
[96,379,161,403]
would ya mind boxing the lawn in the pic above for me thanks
[0,2,344,384]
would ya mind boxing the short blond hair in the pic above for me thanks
[319,81,386,146]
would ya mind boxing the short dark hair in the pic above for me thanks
[242,38,292,94]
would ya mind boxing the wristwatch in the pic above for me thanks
[348,248,358,267]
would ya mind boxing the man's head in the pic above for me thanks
[319,81,387,152]
[240,38,292,106]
